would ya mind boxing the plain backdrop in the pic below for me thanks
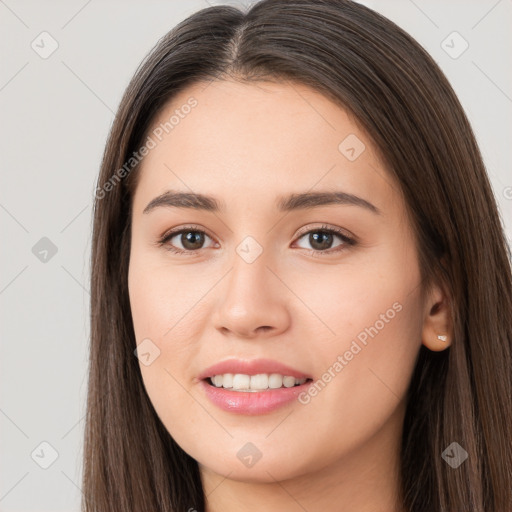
[0,0,511,510]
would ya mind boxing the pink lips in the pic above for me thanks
[197,358,314,415]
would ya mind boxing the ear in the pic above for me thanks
[421,279,453,352]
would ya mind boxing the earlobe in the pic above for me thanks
[423,331,451,352]
[421,285,453,352]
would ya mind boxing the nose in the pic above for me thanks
[212,253,290,340]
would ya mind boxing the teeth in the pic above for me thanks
[211,375,224,387]
[233,373,250,390]
[251,373,268,389]
[209,373,308,391]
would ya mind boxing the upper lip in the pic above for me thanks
[198,358,313,381]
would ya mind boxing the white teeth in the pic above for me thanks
[209,373,308,391]
[222,373,233,388]
[250,374,268,389]
[282,376,296,388]
[232,373,250,390]
[211,374,223,387]
[268,374,283,388]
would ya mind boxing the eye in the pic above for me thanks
[293,224,356,256]
[157,225,216,255]
[156,223,356,256]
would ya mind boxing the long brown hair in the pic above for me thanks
[84,1,512,510]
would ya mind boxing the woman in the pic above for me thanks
[84,1,512,510]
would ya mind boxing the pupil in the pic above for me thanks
[310,231,332,250]
[182,231,204,250]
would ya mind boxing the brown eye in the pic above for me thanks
[157,224,356,257]
[294,225,356,255]
[305,231,335,251]
[158,226,215,255]
[176,231,206,250]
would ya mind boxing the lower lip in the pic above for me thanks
[199,379,313,415]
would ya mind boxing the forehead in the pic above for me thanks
[132,79,399,216]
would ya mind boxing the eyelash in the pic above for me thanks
[156,224,357,257]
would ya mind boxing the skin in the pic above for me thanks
[128,79,452,512]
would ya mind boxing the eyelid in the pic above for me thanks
[157,224,216,250]
[159,223,212,241]
[294,223,354,240]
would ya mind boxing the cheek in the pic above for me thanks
[128,260,204,446]
[128,252,200,342]
[300,256,423,440]
[128,252,206,395]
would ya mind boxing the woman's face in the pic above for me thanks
[128,79,431,486]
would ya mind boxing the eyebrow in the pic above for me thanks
[143,189,381,215]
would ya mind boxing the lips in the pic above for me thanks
[197,358,313,381]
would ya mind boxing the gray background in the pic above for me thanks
[1,0,510,510]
